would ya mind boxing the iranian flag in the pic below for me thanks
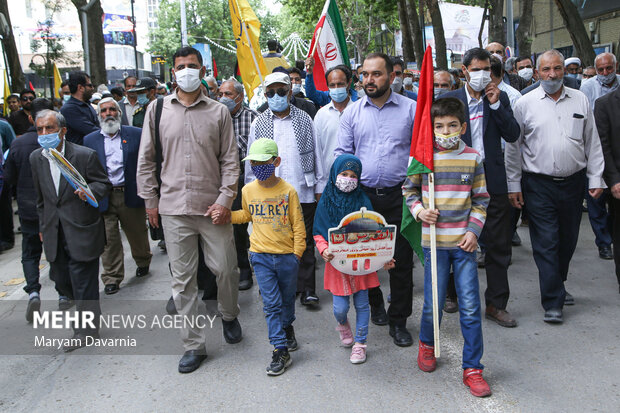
[401,46,435,261]
[308,0,350,91]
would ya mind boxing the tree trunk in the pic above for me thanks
[478,0,489,48]
[515,0,533,57]
[0,0,25,91]
[553,0,595,65]
[405,0,424,68]
[71,0,107,85]
[398,0,415,63]
[488,0,505,45]
[426,0,447,69]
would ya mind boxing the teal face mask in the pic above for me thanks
[137,94,149,105]
[38,132,61,149]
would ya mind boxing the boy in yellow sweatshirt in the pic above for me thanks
[229,138,306,376]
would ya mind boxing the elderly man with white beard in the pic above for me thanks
[84,97,152,295]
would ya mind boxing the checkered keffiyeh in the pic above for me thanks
[232,106,258,159]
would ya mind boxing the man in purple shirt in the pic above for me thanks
[336,52,417,347]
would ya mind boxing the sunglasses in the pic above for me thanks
[21,96,35,101]
[265,88,289,98]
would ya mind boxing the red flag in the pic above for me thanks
[212,57,218,78]
[28,81,35,92]
[408,46,435,175]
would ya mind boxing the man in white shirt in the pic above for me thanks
[246,72,326,306]
[314,65,355,176]
[506,50,605,324]
[120,76,140,126]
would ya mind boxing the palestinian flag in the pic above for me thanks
[401,46,434,261]
[308,0,349,91]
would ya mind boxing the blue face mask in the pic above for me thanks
[38,132,61,150]
[267,94,289,112]
[62,95,71,103]
[329,87,348,103]
[359,74,363,82]
[137,94,149,105]
[251,163,276,181]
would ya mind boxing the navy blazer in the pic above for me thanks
[83,125,144,212]
[443,87,520,195]
[60,96,100,145]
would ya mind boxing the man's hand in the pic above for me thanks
[611,183,620,199]
[146,207,159,228]
[508,192,524,209]
[418,208,440,225]
[205,203,231,225]
[305,56,315,74]
[74,189,87,202]
[315,193,321,202]
[321,248,334,262]
[589,188,604,199]
[39,232,43,242]
[485,82,500,105]
[458,231,478,252]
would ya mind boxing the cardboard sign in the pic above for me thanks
[328,208,397,276]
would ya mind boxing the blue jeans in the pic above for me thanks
[419,247,484,369]
[249,252,298,348]
[332,290,370,343]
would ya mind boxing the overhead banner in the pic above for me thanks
[328,208,396,276]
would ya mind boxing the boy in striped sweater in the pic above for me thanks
[403,97,491,397]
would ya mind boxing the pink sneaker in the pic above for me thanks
[335,322,354,347]
[350,343,367,364]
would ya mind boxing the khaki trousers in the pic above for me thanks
[161,214,240,351]
[101,190,152,285]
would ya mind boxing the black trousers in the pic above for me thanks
[20,218,43,294]
[479,193,513,309]
[364,188,414,327]
[522,170,585,310]
[50,224,101,335]
[297,202,317,293]
[0,183,14,244]
[608,196,620,286]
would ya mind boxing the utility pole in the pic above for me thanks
[506,0,515,50]
[180,0,188,47]
[131,0,139,76]
[79,0,99,75]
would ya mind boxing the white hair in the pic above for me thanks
[594,52,617,67]
[96,97,121,115]
[536,50,565,70]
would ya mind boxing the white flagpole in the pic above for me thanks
[428,172,440,357]
[309,26,323,57]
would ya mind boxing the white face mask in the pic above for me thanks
[335,175,358,193]
[518,67,534,82]
[467,69,492,92]
[175,68,202,92]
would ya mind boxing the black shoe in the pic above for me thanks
[389,325,413,347]
[166,296,177,315]
[443,296,458,313]
[158,240,166,251]
[239,268,253,290]
[178,349,208,373]
[477,251,485,268]
[543,308,563,324]
[370,304,388,326]
[136,266,150,277]
[26,295,41,323]
[599,246,613,260]
[222,318,243,344]
[300,291,319,306]
[284,325,298,351]
[58,296,74,310]
[266,348,291,376]
[104,283,119,295]
[564,292,575,306]
[63,332,99,352]
[512,232,522,246]
[0,241,14,251]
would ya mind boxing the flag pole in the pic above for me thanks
[233,0,265,92]
[428,172,440,357]
[309,26,323,57]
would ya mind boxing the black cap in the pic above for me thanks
[128,77,157,93]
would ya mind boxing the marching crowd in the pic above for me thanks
[1,40,619,398]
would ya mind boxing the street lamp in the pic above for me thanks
[29,53,53,98]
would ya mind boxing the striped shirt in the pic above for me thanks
[403,140,490,249]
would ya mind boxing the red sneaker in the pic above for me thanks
[417,340,436,372]
[463,368,492,397]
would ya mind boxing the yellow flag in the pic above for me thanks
[3,70,10,117]
[229,0,268,101]
[53,63,62,99]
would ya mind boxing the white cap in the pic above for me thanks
[90,93,102,103]
[565,57,581,67]
[264,72,291,88]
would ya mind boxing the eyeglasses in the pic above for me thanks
[265,88,288,98]
[21,96,35,101]
[84,83,94,88]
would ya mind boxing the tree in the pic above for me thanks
[71,0,106,85]
[487,0,505,44]
[0,0,25,91]
[426,0,447,69]
[405,0,425,68]
[554,0,595,65]
[514,0,533,57]
[397,0,415,62]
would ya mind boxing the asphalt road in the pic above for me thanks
[0,211,619,412]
